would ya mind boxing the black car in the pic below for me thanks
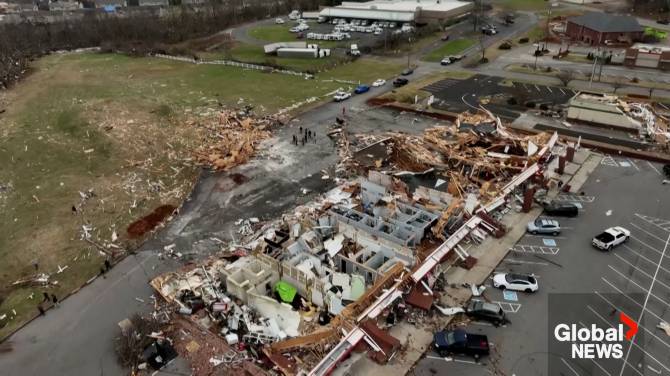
[542,201,579,217]
[465,300,508,326]
[434,329,490,359]
[658,19,670,25]
[663,164,670,178]
[393,78,408,87]
[401,68,414,76]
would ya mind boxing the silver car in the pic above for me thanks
[526,219,561,235]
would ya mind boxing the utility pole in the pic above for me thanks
[589,47,599,88]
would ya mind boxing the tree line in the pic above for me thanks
[0,0,325,89]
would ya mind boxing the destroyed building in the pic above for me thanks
[148,112,568,375]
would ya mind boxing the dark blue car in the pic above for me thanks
[354,84,370,94]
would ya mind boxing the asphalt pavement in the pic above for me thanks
[413,155,670,376]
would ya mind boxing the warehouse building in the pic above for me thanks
[318,0,472,24]
[566,12,644,45]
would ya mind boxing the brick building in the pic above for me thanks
[566,12,644,45]
[625,44,670,70]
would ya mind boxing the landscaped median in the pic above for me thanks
[422,38,476,62]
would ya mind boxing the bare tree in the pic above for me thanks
[556,70,575,87]
[612,78,624,93]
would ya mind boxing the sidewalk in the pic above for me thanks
[337,149,601,376]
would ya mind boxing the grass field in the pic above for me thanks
[422,38,476,62]
[496,0,550,11]
[0,52,402,337]
[248,24,296,43]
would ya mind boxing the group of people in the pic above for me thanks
[292,126,317,146]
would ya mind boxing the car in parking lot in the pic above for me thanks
[493,273,539,292]
[354,84,370,94]
[592,226,630,251]
[433,329,490,359]
[275,18,285,24]
[333,91,351,102]
[465,300,508,326]
[401,68,414,75]
[371,79,386,87]
[440,57,454,65]
[542,201,579,217]
[392,78,408,87]
[526,218,561,235]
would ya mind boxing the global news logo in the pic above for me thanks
[553,312,638,359]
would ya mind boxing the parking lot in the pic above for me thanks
[413,156,670,376]
[424,74,577,120]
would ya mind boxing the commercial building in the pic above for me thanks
[624,44,670,70]
[318,0,472,24]
[566,12,644,45]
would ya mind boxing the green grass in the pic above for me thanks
[422,38,476,62]
[497,0,550,11]
[248,24,298,43]
[0,51,403,338]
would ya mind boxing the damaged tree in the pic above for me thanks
[115,314,161,371]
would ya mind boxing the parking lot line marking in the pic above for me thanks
[561,358,582,376]
[618,232,670,376]
[647,365,662,374]
[629,222,670,244]
[608,265,670,312]
[492,300,521,313]
[510,244,559,255]
[634,213,670,233]
[613,254,670,291]
[627,159,640,171]
[534,84,541,92]
[600,279,667,323]
[577,322,626,376]
[629,235,669,259]
[594,292,670,351]
[621,244,670,276]
[587,306,670,375]
[647,162,662,176]
[556,194,596,202]
[559,88,566,95]
[546,86,553,93]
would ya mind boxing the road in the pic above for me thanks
[413,155,670,376]
[0,64,442,375]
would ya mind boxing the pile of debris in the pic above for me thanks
[147,109,564,375]
[192,110,284,171]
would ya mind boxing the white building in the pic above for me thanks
[319,0,472,24]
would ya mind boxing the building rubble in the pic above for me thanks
[145,112,570,376]
[192,109,286,171]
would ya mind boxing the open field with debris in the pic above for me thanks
[0,51,403,338]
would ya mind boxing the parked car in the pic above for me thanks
[333,91,351,102]
[663,164,670,178]
[275,18,285,24]
[441,34,450,41]
[393,78,408,87]
[658,19,670,25]
[433,329,490,359]
[401,68,414,76]
[493,273,539,293]
[354,84,370,94]
[592,226,630,251]
[440,57,454,65]
[465,300,508,326]
[542,201,579,217]
[482,27,497,35]
[526,219,561,235]
[372,79,386,87]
